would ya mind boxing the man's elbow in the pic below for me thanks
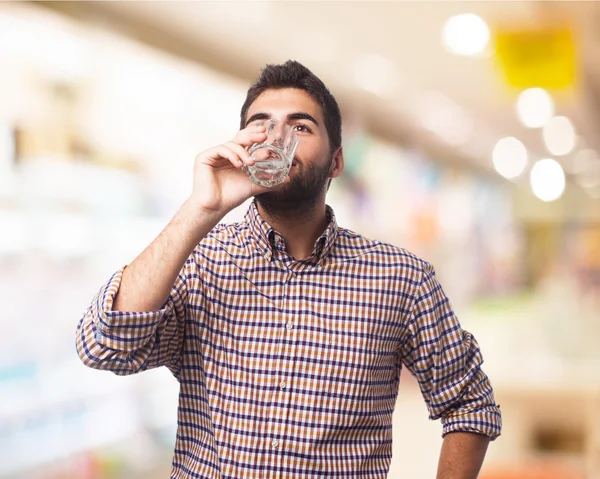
[75,317,142,376]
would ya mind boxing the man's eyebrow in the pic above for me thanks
[287,112,319,126]
[245,112,271,126]
[245,111,320,127]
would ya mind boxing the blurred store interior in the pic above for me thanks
[0,1,599,478]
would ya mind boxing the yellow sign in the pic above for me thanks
[494,26,576,89]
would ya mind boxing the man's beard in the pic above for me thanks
[255,155,332,221]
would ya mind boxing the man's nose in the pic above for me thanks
[269,121,287,145]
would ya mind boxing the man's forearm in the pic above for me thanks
[436,432,491,479]
[113,199,225,312]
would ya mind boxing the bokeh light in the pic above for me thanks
[543,116,576,156]
[530,158,566,202]
[492,137,528,179]
[442,13,490,56]
[516,88,555,129]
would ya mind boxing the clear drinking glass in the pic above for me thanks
[243,119,299,187]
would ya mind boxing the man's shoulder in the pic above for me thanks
[194,221,250,254]
[209,220,247,239]
[335,226,428,270]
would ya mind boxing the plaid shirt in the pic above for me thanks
[77,200,502,478]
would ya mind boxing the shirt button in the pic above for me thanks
[279,380,287,390]
[285,322,293,330]
[271,439,279,448]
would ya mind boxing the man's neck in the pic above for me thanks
[256,201,329,260]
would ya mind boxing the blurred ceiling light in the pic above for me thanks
[543,116,576,156]
[492,137,528,179]
[530,158,566,202]
[442,13,490,56]
[516,88,554,128]
[353,54,399,97]
[417,91,473,146]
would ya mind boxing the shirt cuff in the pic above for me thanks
[93,266,171,351]
[441,404,502,441]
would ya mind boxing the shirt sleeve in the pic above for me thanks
[399,261,502,440]
[75,255,198,379]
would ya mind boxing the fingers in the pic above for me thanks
[197,125,268,169]
[222,125,268,167]
[213,145,245,168]
[225,141,254,166]
[234,125,267,148]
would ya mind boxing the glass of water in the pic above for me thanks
[243,119,299,187]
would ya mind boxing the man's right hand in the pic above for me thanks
[112,125,292,314]
[188,124,290,216]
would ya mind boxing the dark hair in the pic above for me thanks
[240,60,342,154]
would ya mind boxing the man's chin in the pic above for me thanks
[255,180,308,207]
[254,161,330,218]
[255,187,294,204]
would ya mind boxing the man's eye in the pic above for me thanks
[294,124,311,133]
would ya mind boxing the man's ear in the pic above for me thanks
[329,146,344,179]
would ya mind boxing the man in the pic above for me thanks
[77,60,501,478]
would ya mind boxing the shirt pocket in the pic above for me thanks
[324,332,383,403]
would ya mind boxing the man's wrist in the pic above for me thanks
[179,198,228,240]
[437,432,490,479]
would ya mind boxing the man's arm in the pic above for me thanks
[75,200,221,377]
[76,125,274,377]
[399,260,502,472]
[110,123,277,312]
[112,199,221,312]
[437,432,490,479]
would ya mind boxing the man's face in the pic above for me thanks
[244,88,335,217]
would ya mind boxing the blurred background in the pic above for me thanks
[1,1,599,478]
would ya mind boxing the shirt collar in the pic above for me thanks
[244,199,338,263]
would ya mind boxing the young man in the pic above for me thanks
[77,60,501,478]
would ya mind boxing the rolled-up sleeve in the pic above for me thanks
[76,256,197,379]
[399,261,502,440]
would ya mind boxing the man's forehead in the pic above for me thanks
[247,88,322,120]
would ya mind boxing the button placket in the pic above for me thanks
[278,270,294,310]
